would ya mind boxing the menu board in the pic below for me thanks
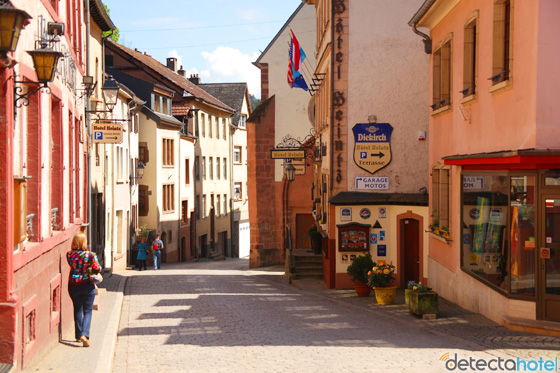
[338,223,370,252]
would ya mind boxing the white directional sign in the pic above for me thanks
[355,176,389,190]
[92,121,123,144]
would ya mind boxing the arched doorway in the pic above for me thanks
[397,211,424,287]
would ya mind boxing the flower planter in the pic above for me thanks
[353,282,372,297]
[405,290,439,317]
[373,286,396,305]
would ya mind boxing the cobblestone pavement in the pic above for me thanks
[112,259,560,373]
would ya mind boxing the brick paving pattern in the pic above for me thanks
[112,259,560,372]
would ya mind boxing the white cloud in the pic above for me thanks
[237,8,260,21]
[200,46,261,98]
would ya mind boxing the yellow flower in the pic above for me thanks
[383,269,390,274]
[367,271,372,275]
[372,267,378,271]
[377,270,382,274]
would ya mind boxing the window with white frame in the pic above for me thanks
[234,146,242,164]
[239,115,246,129]
[216,194,221,216]
[202,194,207,219]
[234,182,242,201]
[216,157,220,179]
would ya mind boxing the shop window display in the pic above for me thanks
[461,175,509,291]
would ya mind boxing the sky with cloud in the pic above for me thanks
[102,0,305,98]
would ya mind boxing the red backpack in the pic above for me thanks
[153,242,158,251]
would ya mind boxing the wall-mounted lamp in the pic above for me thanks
[86,75,120,114]
[0,1,32,66]
[129,161,145,182]
[286,164,296,182]
[14,43,62,107]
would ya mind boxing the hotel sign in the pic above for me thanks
[271,149,306,159]
[93,121,123,144]
[353,123,393,174]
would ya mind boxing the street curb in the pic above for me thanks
[95,275,127,373]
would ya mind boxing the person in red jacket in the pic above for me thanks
[66,232,101,347]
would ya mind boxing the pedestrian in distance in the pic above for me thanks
[66,232,101,347]
[137,240,148,270]
[152,234,164,270]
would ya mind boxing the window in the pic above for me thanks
[185,159,190,184]
[182,200,188,224]
[239,115,246,129]
[234,146,242,164]
[223,194,227,216]
[216,195,221,216]
[139,142,149,164]
[202,157,206,180]
[431,167,450,233]
[163,184,175,212]
[432,38,452,111]
[491,0,513,85]
[195,113,199,137]
[195,156,200,180]
[163,138,174,166]
[202,195,207,218]
[223,158,227,179]
[139,185,149,216]
[153,93,172,115]
[201,114,205,137]
[196,195,200,220]
[216,157,220,179]
[209,116,213,138]
[216,118,220,139]
[209,157,213,180]
[234,182,242,201]
[463,16,478,97]
[460,173,535,296]
[223,119,226,139]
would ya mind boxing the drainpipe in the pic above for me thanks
[86,0,92,248]
[229,113,235,257]
[178,121,181,262]
[408,0,435,54]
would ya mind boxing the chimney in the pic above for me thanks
[189,74,200,85]
[178,65,186,77]
[167,57,177,72]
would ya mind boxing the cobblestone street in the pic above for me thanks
[111,259,560,372]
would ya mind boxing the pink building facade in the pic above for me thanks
[410,0,560,332]
[0,0,112,369]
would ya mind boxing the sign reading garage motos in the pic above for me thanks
[353,123,393,174]
[271,149,306,159]
[93,121,123,144]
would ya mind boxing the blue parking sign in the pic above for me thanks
[360,152,367,159]
[94,131,103,140]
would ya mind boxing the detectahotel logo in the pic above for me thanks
[353,123,393,174]
[440,352,559,371]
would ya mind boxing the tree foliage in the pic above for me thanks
[249,94,260,111]
[102,4,120,42]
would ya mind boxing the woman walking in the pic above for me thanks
[66,232,101,347]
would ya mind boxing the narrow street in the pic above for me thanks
[111,259,560,372]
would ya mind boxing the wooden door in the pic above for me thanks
[296,214,315,250]
[403,219,420,284]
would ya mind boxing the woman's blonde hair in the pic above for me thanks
[71,232,88,251]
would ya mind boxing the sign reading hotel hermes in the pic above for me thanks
[353,123,393,174]
[93,121,123,144]
[271,149,306,159]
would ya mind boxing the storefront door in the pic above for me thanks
[539,195,560,322]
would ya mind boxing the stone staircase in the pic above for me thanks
[291,250,323,280]
[209,250,226,261]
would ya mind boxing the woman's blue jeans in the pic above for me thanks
[68,282,96,339]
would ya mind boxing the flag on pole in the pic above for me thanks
[287,30,308,91]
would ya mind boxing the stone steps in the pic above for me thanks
[292,252,323,280]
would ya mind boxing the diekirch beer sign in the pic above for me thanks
[353,123,393,174]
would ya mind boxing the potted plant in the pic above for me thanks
[346,252,374,297]
[308,226,323,255]
[368,262,396,305]
[405,281,438,317]
[139,224,149,242]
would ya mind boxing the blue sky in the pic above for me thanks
[102,0,306,98]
